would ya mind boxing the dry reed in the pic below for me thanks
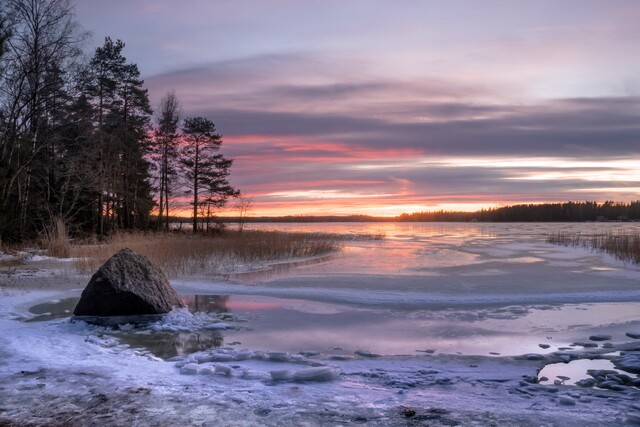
[42,217,71,258]
[546,231,640,265]
[71,230,364,276]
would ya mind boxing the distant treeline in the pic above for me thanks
[215,201,640,224]
[396,201,640,222]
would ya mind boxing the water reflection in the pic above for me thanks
[119,330,224,359]
[182,294,229,313]
[25,293,640,361]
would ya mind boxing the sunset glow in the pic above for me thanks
[77,1,640,217]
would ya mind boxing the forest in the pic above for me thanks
[0,0,238,243]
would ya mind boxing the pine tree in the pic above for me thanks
[82,37,153,233]
[180,117,238,233]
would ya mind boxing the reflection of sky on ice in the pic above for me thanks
[30,295,640,359]
[237,222,640,282]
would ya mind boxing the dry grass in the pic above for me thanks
[41,217,71,258]
[71,230,367,276]
[546,231,640,265]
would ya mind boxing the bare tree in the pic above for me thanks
[235,195,252,233]
[153,90,180,230]
[0,0,86,239]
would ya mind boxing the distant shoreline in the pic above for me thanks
[161,201,640,224]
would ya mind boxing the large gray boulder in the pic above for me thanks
[73,248,184,317]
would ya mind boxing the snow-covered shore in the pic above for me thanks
[2,223,640,425]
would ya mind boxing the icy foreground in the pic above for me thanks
[2,223,640,426]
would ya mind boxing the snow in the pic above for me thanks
[2,223,640,425]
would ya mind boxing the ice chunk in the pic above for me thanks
[293,367,340,382]
[241,369,268,380]
[233,350,254,361]
[84,335,119,348]
[270,370,294,381]
[267,351,290,362]
[180,363,200,375]
[214,364,234,376]
[210,353,235,362]
[195,354,214,364]
[199,366,216,375]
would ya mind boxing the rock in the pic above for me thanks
[573,342,598,348]
[589,334,612,341]
[626,332,640,339]
[558,396,576,406]
[355,349,381,358]
[576,378,596,388]
[520,353,545,361]
[613,353,640,374]
[598,380,626,391]
[73,248,184,317]
[539,344,551,349]
[400,406,416,418]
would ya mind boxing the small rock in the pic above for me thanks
[558,396,576,406]
[576,378,596,388]
[254,408,271,416]
[524,353,545,361]
[573,342,598,348]
[329,355,354,361]
[400,406,416,418]
[355,349,381,358]
[598,380,626,391]
[539,344,551,349]
[589,334,612,341]
[625,332,640,339]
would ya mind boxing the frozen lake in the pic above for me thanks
[3,222,640,425]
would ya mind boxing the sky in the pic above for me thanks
[75,1,640,217]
